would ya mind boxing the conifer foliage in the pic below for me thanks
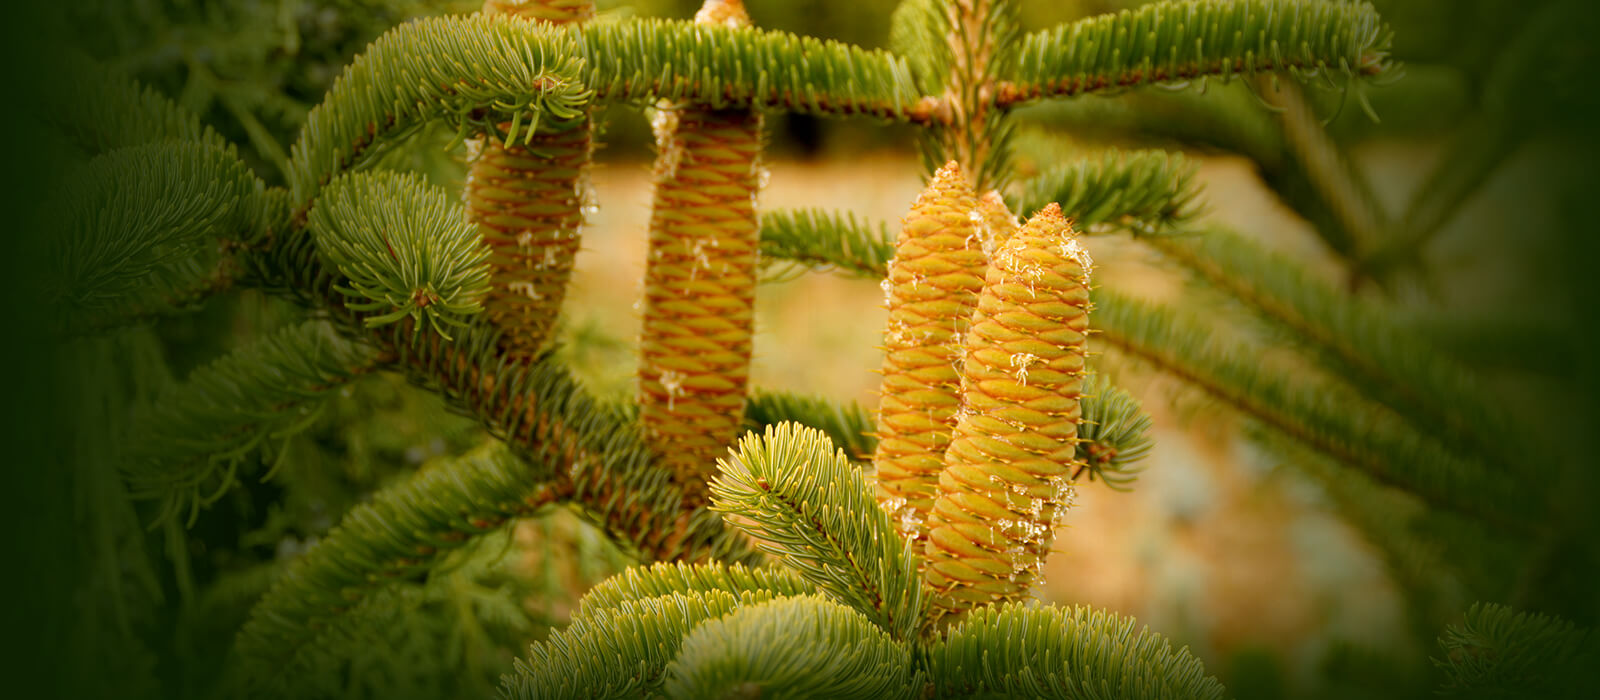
[44,0,1596,698]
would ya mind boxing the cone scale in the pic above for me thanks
[465,0,595,359]
[871,162,990,544]
[922,203,1093,623]
[637,0,764,503]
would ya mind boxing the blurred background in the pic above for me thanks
[10,0,1597,698]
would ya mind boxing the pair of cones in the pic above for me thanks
[873,162,1094,623]
[465,0,763,507]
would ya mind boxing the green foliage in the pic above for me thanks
[1010,149,1201,233]
[1148,227,1518,473]
[709,423,924,641]
[1435,603,1596,698]
[744,383,1152,487]
[286,14,590,207]
[50,142,265,331]
[308,170,491,338]
[1075,373,1155,490]
[49,1,1594,699]
[580,18,921,118]
[1092,289,1520,528]
[927,602,1226,699]
[744,389,877,461]
[228,442,546,695]
[1003,0,1394,103]
[662,595,916,699]
[123,320,379,524]
[576,560,813,619]
[503,589,752,699]
[275,528,546,700]
[758,209,894,280]
[51,52,234,156]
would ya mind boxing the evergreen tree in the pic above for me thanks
[18,0,1598,697]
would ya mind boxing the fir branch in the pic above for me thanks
[662,595,916,699]
[579,18,926,120]
[888,0,951,94]
[285,14,591,213]
[1263,78,1386,265]
[308,170,492,340]
[744,383,1149,480]
[758,209,895,280]
[927,601,1225,699]
[999,0,1393,106]
[51,142,265,332]
[50,51,233,156]
[1091,290,1529,530]
[744,389,876,462]
[1075,373,1154,490]
[229,442,557,695]
[503,590,753,699]
[898,0,1023,188]
[1008,148,1202,234]
[1147,228,1522,476]
[574,561,812,620]
[123,320,381,526]
[708,424,924,641]
[373,325,759,567]
[1435,603,1596,698]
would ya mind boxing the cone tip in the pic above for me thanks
[932,160,967,183]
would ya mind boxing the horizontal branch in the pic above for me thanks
[1146,228,1523,476]
[999,0,1393,107]
[757,209,894,280]
[580,18,930,121]
[1092,289,1533,532]
[123,320,383,525]
[1008,148,1202,234]
[285,14,591,215]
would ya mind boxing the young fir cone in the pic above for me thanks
[465,0,594,359]
[977,190,1020,248]
[923,203,1094,624]
[637,0,764,503]
[872,162,989,544]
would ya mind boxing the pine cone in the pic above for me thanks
[638,0,763,503]
[465,0,594,358]
[872,161,988,544]
[923,202,1093,621]
[481,0,594,22]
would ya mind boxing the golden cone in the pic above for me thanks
[871,161,988,544]
[481,0,594,21]
[638,0,762,502]
[922,202,1093,623]
[977,190,1019,247]
[466,0,594,358]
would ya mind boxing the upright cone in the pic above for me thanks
[922,203,1093,624]
[638,0,764,503]
[872,162,989,544]
[465,0,594,358]
[977,190,1020,248]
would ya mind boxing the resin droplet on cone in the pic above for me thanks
[638,0,763,502]
[466,0,595,358]
[872,162,989,544]
[922,203,1093,623]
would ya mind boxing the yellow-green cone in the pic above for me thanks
[638,0,764,502]
[977,190,1019,248]
[872,161,988,544]
[466,0,594,358]
[482,0,594,21]
[923,202,1094,623]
